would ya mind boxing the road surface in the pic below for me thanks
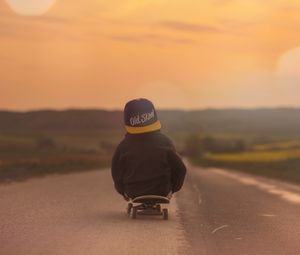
[177,162,300,255]
[1,163,300,255]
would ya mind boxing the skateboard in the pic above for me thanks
[127,195,170,220]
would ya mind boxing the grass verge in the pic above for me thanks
[0,154,110,183]
[193,155,300,185]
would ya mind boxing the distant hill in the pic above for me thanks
[0,110,123,133]
[0,108,300,137]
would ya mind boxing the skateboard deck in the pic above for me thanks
[127,195,170,220]
[132,195,170,204]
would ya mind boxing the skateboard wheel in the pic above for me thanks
[162,208,168,220]
[127,203,133,215]
[132,208,137,219]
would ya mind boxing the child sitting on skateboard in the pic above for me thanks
[111,98,186,200]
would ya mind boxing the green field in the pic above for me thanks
[197,139,300,184]
[1,108,300,184]
[205,149,300,162]
[0,132,123,183]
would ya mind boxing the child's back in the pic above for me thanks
[111,98,186,199]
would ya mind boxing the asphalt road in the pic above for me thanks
[1,163,300,255]
[177,162,300,255]
[0,170,188,255]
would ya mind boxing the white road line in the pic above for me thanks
[260,214,276,217]
[198,195,202,205]
[191,183,202,205]
[212,169,300,205]
[211,225,229,234]
[192,183,199,192]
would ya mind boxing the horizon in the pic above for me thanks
[1,105,300,113]
[1,1,300,109]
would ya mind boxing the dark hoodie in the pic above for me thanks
[111,131,186,198]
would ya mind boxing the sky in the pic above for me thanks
[1,0,300,110]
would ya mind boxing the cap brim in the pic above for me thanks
[125,120,161,134]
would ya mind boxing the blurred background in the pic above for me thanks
[1,0,300,184]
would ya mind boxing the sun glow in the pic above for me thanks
[277,47,300,90]
[5,0,56,16]
[277,47,300,78]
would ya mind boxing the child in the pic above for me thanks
[111,98,186,199]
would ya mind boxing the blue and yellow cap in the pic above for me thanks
[124,98,161,134]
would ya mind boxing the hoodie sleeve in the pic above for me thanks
[111,143,125,195]
[168,148,187,193]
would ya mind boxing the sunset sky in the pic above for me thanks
[1,0,300,110]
